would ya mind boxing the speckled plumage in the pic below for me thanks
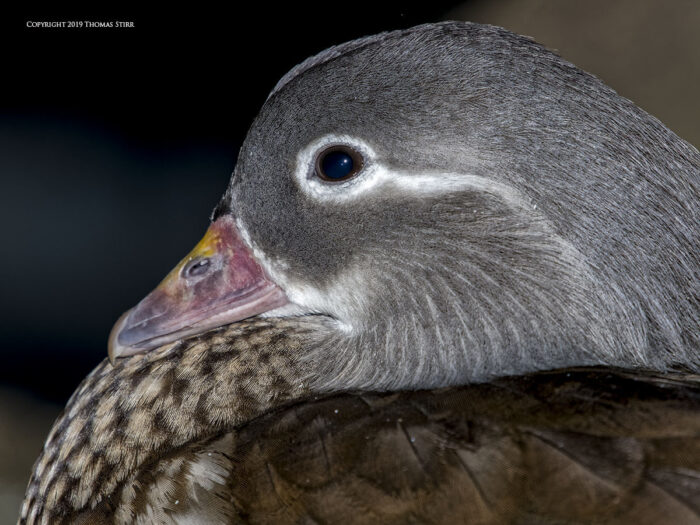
[21,318,320,524]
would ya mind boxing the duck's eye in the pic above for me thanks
[315,145,363,181]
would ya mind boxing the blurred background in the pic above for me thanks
[1,1,698,520]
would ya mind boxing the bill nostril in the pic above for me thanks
[182,257,211,279]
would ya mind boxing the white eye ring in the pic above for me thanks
[293,134,380,202]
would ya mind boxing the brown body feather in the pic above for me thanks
[19,319,700,524]
[210,369,700,524]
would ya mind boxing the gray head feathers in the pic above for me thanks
[217,21,699,390]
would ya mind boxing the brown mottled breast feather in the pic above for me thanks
[20,318,312,524]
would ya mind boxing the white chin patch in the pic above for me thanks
[260,279,357,334]
[260,302,309,318]
[293,133,529,208]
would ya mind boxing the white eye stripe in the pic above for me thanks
[294,133,530,210]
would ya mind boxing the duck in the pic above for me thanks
[20,21,699,524]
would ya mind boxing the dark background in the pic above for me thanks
[1,1,698,519]
[0,3,463,402]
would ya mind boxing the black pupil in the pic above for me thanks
[320,150,354,180]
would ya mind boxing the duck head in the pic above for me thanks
[109,22,699,389]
